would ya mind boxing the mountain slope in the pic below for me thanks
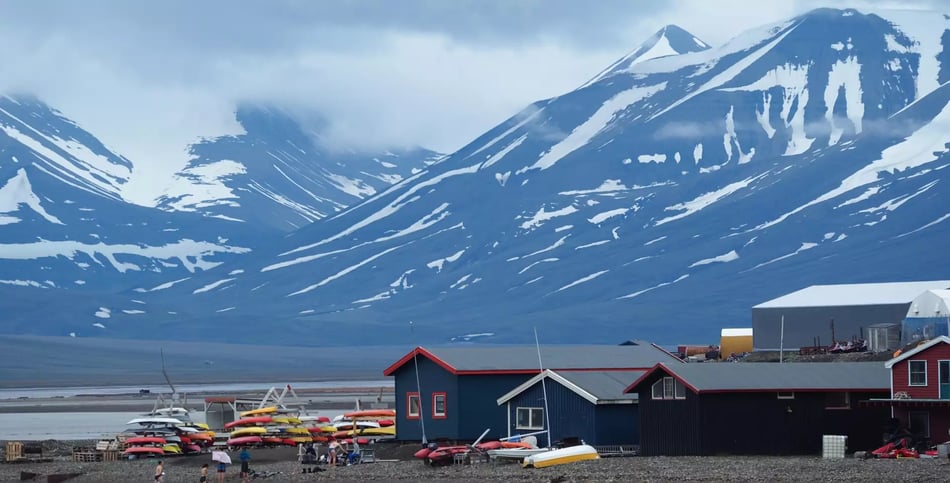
[124,8,950,347]
[581,24,711,88]
[156,105,442,232]
[4,8,948,346]
[0,96,439,336]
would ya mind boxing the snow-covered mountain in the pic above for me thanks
[0,96,438,335]
[156,104,442,232]
[4,8,949,346]
[581,24,711,88]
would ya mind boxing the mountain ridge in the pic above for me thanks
[1,8,948,347]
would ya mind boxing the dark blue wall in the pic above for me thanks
[636,371,889,455]
[392,356,529,441]
[393,355,458,441]
[458,374,530,441]
[507,379,639,446]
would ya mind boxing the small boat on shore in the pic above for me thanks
[522,444,599,468]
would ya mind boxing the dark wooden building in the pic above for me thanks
[863,336,950,442]
[752,280,950,350]
[624,362,890,455]
[496,369,642,446]
[383,343,681,442]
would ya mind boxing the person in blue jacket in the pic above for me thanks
[239,448,251,482]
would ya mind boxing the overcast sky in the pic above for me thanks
[0,0,943,200]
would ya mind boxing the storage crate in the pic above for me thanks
[822,435,847,459]
[5,442,23,462]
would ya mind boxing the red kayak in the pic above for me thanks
[125,436,166,445]
[262,437,284,445]
[227,436,263,446]
[124,446,164,455]
[414,447,432,459]
[426,446,469,466]
[474,441,502,450]
[377,419,395,427]
[224,416,272,429]
[342,409,396,419]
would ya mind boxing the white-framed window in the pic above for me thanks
[432,392,447,419]
[516,407,544,430]
[407,392,420,419]
[777,392,795,399]
[825,392,850,409]
[909,360,927,386]
[651,376,686,400]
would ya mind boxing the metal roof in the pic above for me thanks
[383,343,681,376]
[721,328,753,337]
[558,371,643,401]
[885,336,950,368]
[497,369,642,405]
[625,362,888,393]
[753,281,950,309]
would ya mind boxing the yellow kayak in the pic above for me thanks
[162,444,182,454]
[240,406,278,417]
[230,427,267,437]
[271,416,302,425]
[334,426,396,437]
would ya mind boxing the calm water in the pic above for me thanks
[0,380,389,440]
[0,379,392,399]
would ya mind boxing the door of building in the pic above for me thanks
[939,360,950,399]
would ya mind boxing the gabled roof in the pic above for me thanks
[753,280,950,309]
[624,362,888,394]
[496,369,643,406]
[383,343,682,376]
[885,336,950,368]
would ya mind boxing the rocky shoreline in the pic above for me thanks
[2,443,948,482]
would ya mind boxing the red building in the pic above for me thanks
[875,336,950,444]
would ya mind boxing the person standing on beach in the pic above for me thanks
[239,448,251,482]
[199,463,208,482]
[328,440,340,466]
[154,460,164,482]
[216,460,227,483]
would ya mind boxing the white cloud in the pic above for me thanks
[0,0,943,201]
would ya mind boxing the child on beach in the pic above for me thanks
[154,460,164,482]
[199,463,208,482]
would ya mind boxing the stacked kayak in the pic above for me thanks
[121,417,215,456]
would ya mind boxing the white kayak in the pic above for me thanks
[522,444,599,468]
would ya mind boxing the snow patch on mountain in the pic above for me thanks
[555,270,609,293]
[520,205,579,230]
[689,250,740,267]
[0,239,248,273]
[524,83,666,172]
[427,249,466,273]
[0,169,63,225]
[756,96,950,230]
[824,56,865,144]
[656,175,763,226]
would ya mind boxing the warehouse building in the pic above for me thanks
[751,280,950,351]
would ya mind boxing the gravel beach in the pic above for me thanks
[2,443,948,482]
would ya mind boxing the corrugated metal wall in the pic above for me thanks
[637,379,702,456]
[752,304,910,350]
[637,375,889,455]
